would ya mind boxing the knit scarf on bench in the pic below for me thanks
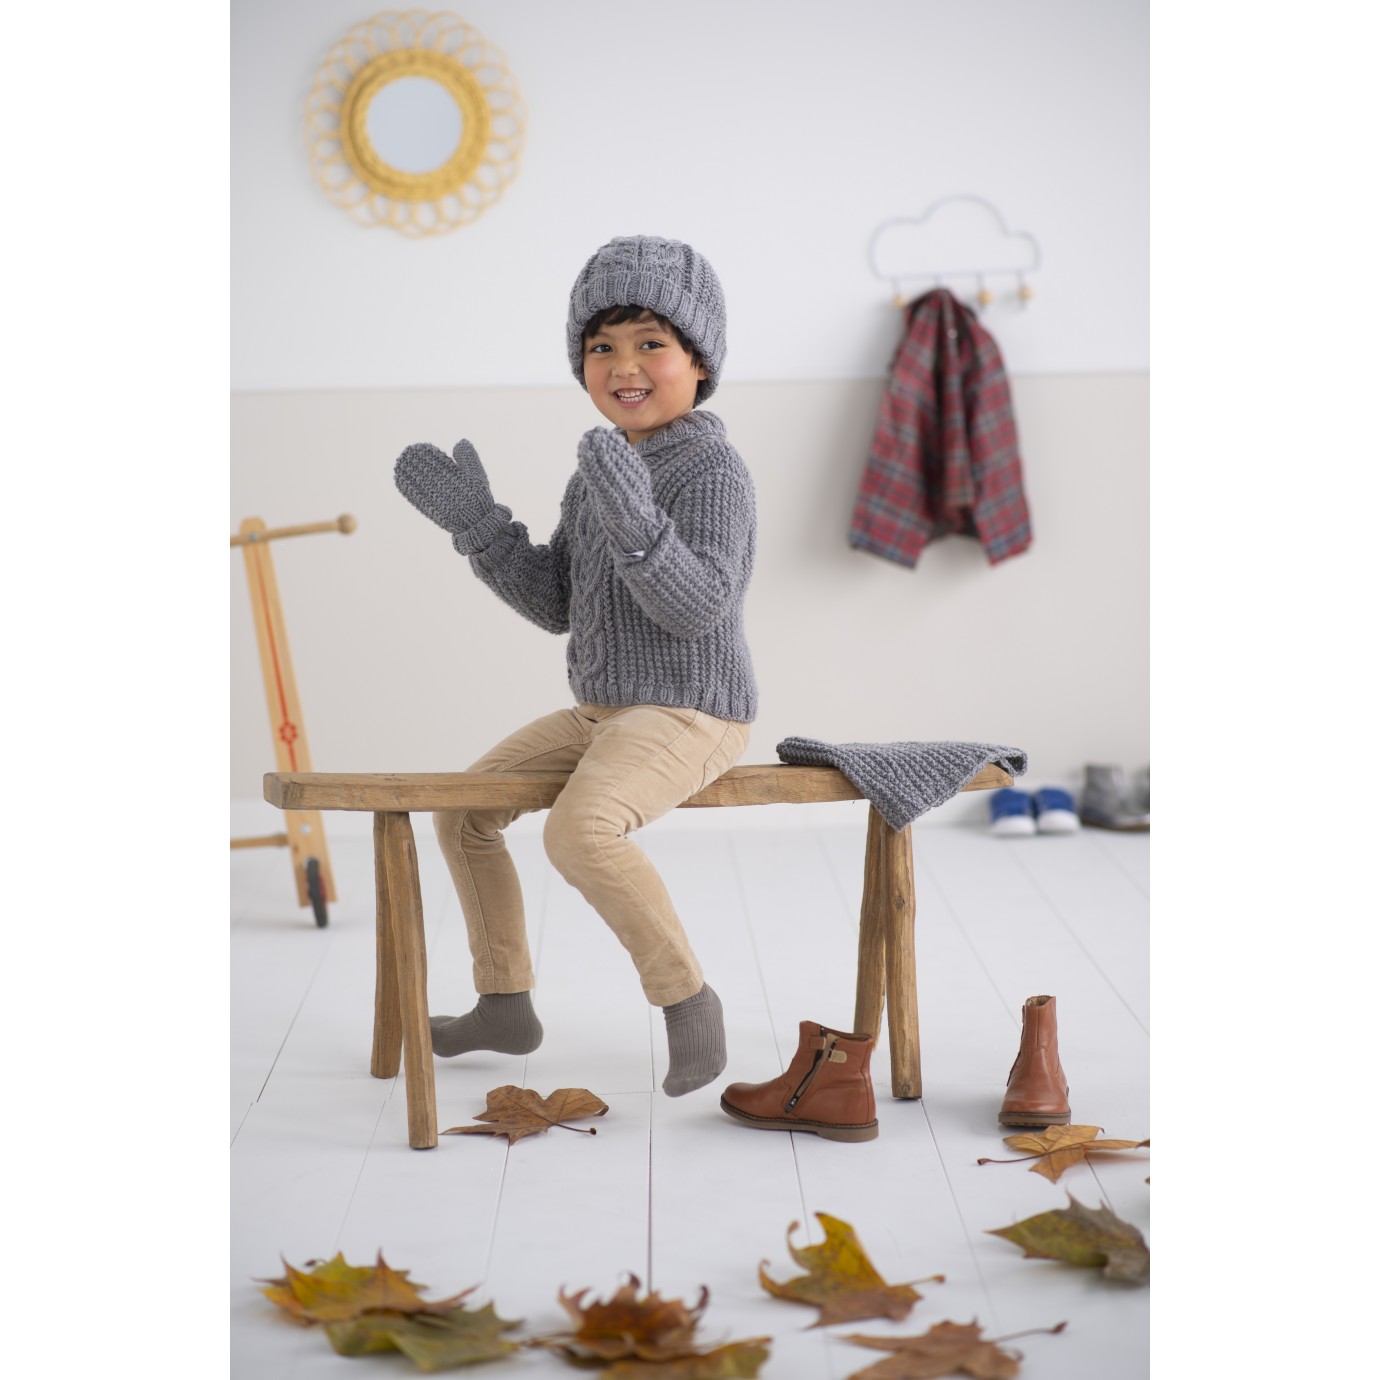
[776,737,1028,831]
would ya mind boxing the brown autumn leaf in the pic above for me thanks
[324,1302,523,1370]
[532,1275,771,1376]
[602,1338,773,1378]
[987,1194,1149,1284]
[759,1213,941,1327]
[258,1252,475,1324]
[841,1319,1066,1379]
[534,1274,709,1362]
[442,1085,609,1144]
[977,1125,1149,1183]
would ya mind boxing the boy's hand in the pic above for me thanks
[578,428,661,552]
[394,439,512,554]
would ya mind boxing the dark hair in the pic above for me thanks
[581,305,702,365]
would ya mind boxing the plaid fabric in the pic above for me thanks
[850,289,1032,567]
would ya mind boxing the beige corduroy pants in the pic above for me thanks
[433,702,751,1007]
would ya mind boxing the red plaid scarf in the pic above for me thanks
[850,289,1032,567]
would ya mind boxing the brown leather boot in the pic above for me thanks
[998,994,1071,1127]
[720,1020,878,1142]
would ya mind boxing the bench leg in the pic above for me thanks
[854,808,887,1041]
[370,813,403,1078]
[854,808,921,1100]
[881,822,920,1099]
[380,811,438,1149]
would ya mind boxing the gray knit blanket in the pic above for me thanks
[776,737,1028,831]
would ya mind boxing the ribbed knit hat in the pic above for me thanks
[567,236,726,404]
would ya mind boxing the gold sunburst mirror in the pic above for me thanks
[306,10,525,237]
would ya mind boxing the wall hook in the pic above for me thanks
[869,194,1041,309]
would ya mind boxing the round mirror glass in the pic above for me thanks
[366,75,463,173]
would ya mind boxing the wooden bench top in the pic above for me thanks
[264,763,1014,813]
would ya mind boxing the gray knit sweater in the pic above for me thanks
[470,410,758,722]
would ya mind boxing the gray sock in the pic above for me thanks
[661,983,727,1096]
[430,992,544,1058]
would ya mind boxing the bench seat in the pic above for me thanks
[265,763,1013,812]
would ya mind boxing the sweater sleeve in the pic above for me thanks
[468,478,576,634]
[607,466,754,640]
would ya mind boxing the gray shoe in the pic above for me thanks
[1126,766,1150,816]
[1079,764,1150,831]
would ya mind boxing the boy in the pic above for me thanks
[394,236,757,1096]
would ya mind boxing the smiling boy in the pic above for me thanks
[583,308,707,443]
[393,235,758,1097]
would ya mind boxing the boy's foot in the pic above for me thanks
[430,991,544,1058]
[662,984,727,1096]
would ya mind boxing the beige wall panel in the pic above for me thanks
[230,375,1147,817]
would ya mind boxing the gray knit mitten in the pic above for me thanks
[394,439,513,555]
[577,428,666,554]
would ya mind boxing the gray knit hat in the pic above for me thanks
[567,236,726,404]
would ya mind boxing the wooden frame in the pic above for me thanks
[265,763,1011,1148]
[231,515,353,918]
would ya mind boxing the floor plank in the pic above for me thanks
[230,916,335,1141]
[815,822,1150,1375]
[1086,826,1151,896]
[481,1089,654,1336]
[920,829,1149,1141]
[231,820,1149,1378]
[1000,833,1150,1031]
[642,830,834,1378]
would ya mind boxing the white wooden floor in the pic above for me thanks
[230,813,1149,1378]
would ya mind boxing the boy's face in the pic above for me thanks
[582,311,708,445]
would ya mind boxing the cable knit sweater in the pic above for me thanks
[470,409,758,722]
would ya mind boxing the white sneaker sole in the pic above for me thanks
[990,816,1036,837]
[1036,810,1080,834]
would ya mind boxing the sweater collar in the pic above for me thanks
[621,408,725,461]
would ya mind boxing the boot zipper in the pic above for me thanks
[785,1029,837,1112]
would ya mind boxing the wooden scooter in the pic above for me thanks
[230,514,355,926]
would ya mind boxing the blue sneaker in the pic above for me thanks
[989,788,1036,836]
[1033,786,1081,834]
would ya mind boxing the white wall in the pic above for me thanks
[232,0,1148,389]
[230,0,1148,826]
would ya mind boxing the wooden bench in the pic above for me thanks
[264,763,1012,1148]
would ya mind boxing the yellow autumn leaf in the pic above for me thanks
[259,1252,474,1324]
[759,1213,941,1327]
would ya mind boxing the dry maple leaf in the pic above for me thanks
[259,1252,475,1324]
[443,1085,609,1144]
[987,1194,1149,1284]
[841,1319,1066,1379]
[977,1125,1149,1183]
[759,1213,941,1327]
[533,1274,708,1362]
[602,1338,773,1378]
[532,1275,771,1375]
[325,1301,523,1370]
